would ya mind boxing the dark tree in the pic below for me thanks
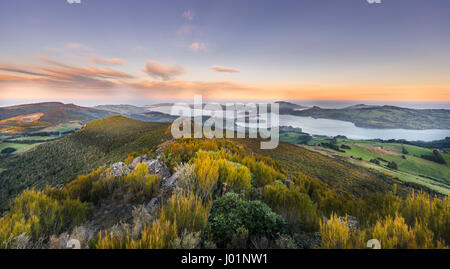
[1,147,16,155]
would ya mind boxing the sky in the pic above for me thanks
[0,0,450,106]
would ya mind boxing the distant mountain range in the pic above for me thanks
[0,102,176,133]
[281,103,450,130]
[0,102,114,133]
[1,101,449,134]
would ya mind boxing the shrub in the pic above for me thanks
[191,151,252,199]
[401,192,450,245]
[387,161,398,170]
[65,168,104,202]
[0,190,88,248]
[320,213,363,249]
[1,147,16,154]
[371,215,434,249]
[263,181,319,232]
[159,192,211,235]
[207,192,285,247]
[123,163,161,203]
[126,219,178,249]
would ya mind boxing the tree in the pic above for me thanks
[1,147,16,155]
[387,161,398,170]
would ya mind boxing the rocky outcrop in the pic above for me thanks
[128,156,142,170]
[145,171,180,214]
[143,156,170,179]
[339,215,359,230]
[109,154,175,214]
[110,162,130,177]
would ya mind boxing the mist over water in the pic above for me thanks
[150,105,450,142]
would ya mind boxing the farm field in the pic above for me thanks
[279,133,450,195]
[0,142,44,155]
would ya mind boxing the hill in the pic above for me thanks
[275,101,308,113]
[286,105,450,130]
[237,139,418,197]
[0,115,170,211]
[93,104,148,115]
[0,102,114,133]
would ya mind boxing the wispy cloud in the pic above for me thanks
[65,42,90,51]
[0,57,133,90]
[211,65,241,73]
[189,42,206,52]
[127,80,255,99]
[90,56,124,66]
[182,10,195,21]
[142,60,185,81]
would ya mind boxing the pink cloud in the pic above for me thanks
[65,42,90,51]
[0,57,133,90]
[189,42,206,52]
[142,60,185,81]
[90,56,124,66]
[211,65,241,73]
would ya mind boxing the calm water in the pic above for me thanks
[278,115,450,142]
[149,106,450,142]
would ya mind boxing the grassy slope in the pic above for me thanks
[0,102,113,133]
[237,139,409,197]
[0,116,170,211]
[0,142,45,154]
[296,136,450,195]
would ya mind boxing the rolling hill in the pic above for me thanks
[285,104,450,130]
[0,102,114,133]
[0,115,170,211]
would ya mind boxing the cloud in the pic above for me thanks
[90,56,124,66]
[182,10,195,21]
[0,57,133,90]
[211,65,241,73]
[142,60,185,81]
[65,43,90,51]
[126,80,255,99]
[189,42,206,52]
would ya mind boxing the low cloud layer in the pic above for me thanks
[211,65,240,73]
[142,60,185,81]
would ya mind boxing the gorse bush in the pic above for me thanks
[50,162,161,205]
[163,139,285,187]
[207,192,285,248]
[263,181,319,232]
[401,192,450,245]
[291,172,354,216]
[321,190,450,249]
[95,192,210,249]
[96,219,178,249]
[320,213,352,249]
[370,215,434,249]
[192,151,252,199]
[0,190,88,248]
[122,163,161,203]
[64,168,104,202]
[159,192,211,235]
[127,219,178,249]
